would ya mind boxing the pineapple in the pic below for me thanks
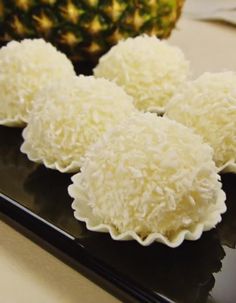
[0,0,184,69]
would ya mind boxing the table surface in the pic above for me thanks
[1,15,236,303]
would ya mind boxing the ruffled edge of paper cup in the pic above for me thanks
[0,115,26,127]
[20,140,81,173]
[69,185,226,248]
[219,159,236,174]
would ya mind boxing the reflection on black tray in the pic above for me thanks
[0,126,37,203]
[24,166,86,238]
[80,230,224,303]
[0,126,36,171]
[1,125,236,303]
[218,174,236,249]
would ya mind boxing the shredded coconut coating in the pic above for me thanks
[94,35,190,113]
[165,72,236,172]
[69,113,226,246]
[0,39,75,127]
[21,76,136,173]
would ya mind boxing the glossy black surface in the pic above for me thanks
[1,125,236,303]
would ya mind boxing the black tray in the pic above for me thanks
[1,125,236,303]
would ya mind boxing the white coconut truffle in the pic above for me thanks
[94,35,190,113]
[69,113,226,247]
[21,75,136,173]
[165,72,236,172]
[0,39,75,126]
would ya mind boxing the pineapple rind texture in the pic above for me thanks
[0,0,184,64]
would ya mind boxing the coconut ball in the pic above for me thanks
[165,72,236,172]
[69,113,226,246]
[21,75,136,173]
[94,35,190,113]
[0,39,75,127]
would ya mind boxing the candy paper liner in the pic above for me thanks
[20,141,81,173]
[219,160,236,174]
[70,188,226,248]
[0,115,26,127]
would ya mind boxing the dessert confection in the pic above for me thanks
[69,113,226,247]
[165,72,236,172]
[21,75,136,173]
[0,39,75,126]
[94,35,189,113]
